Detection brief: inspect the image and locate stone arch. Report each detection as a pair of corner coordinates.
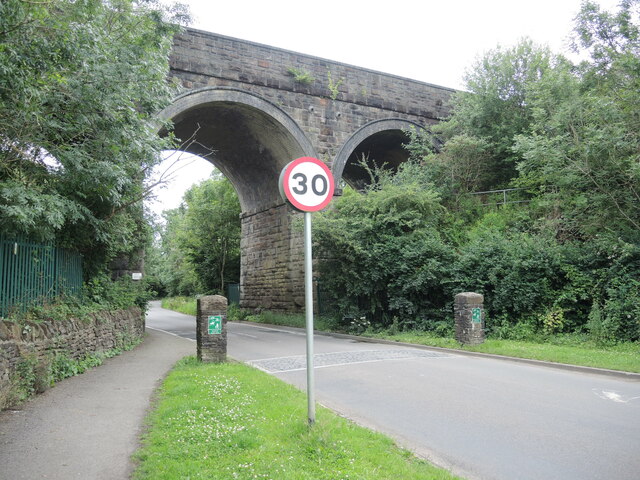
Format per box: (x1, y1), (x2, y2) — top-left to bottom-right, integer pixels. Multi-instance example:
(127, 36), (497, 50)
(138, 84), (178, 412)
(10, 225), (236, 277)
(158, 87), (316, 213)
(157, 87), (316, 311)
(333, 119), (423, 190)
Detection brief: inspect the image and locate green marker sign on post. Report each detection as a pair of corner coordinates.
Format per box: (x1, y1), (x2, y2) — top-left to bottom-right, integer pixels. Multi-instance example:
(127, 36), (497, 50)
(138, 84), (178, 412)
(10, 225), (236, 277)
(208, 315), (222, 334)
(472, 308), (482, 324)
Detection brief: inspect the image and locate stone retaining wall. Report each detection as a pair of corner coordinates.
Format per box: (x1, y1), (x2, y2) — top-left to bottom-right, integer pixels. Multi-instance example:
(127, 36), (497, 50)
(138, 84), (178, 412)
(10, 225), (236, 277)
(0, 308), (144, 409)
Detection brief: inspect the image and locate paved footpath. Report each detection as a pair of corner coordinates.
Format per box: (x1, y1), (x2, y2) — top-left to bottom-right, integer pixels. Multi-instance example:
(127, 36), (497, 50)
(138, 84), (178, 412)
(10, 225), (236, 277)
(0, 328), (194, 480)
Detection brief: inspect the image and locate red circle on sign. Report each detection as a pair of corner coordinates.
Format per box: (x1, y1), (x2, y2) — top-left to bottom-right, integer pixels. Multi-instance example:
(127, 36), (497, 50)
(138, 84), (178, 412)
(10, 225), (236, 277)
(280, 157), (335, 212)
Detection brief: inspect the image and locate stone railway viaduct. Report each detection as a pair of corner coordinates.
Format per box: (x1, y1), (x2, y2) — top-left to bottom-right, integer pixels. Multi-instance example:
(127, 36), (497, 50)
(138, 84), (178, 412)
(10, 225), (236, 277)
(160, 27), (455, 311)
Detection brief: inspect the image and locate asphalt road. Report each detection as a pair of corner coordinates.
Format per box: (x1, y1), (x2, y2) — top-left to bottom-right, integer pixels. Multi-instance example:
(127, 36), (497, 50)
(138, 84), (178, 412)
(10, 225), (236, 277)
(146, 302), (640, 480)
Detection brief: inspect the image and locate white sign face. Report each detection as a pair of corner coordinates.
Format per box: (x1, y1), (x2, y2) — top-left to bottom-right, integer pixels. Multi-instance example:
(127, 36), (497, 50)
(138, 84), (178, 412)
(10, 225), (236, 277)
(131, 272), (143, 281)
(279, 157), (335, 212)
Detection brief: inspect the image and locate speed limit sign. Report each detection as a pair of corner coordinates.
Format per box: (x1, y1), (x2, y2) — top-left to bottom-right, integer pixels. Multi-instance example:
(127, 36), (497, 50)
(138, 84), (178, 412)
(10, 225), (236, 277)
(279, 157), (335, 212)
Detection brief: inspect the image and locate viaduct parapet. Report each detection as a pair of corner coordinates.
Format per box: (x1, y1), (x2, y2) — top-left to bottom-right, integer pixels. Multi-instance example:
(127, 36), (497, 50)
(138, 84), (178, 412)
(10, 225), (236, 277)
(161, 27), (455, 311)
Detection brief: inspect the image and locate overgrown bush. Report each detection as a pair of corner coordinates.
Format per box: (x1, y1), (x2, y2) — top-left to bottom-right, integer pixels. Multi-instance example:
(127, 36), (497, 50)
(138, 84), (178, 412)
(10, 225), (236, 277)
(5, 273), (153, 327)
(51, 352), (103, 382)
(454, 230), (565, 328)
(315, 176), (454, 328)
(84, 273), (154, 312)
(558, 237), (640, 344)
(583, 240), (640, 344)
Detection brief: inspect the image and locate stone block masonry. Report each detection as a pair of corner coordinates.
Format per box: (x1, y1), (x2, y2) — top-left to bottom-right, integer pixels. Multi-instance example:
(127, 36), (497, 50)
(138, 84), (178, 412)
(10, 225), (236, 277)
(170, 28), (454, 160)
(240, 205), (305, 312)
(0, 308), (144, 410)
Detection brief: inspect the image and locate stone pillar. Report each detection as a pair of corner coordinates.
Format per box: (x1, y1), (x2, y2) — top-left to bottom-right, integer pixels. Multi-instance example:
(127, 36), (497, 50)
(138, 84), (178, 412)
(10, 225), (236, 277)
(454, 292), (485, 345)
(196, 295), (227, 363)
(240, 205), (305, 312)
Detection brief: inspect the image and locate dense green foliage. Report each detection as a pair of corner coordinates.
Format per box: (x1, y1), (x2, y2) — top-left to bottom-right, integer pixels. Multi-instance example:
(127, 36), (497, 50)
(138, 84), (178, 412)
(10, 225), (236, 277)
(6, 273), (154, 325)
(315, 163), (454, 329)
(147, 173), (242, 296)
(315, 1), (640, 344)
(0, 0), (187, 282)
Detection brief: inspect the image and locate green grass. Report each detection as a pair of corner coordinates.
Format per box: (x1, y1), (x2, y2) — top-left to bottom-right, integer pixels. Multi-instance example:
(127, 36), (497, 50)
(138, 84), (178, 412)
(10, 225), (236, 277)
(133, 358), (460, 480)
(161, 296), (198, 316)
(365, 331), (640, 373)
(467, 338), (640, 372)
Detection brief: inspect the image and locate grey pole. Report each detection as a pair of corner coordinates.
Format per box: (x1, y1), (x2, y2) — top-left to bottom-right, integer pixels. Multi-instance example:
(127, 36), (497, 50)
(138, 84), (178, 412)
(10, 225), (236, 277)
(304, 211), (315, 425)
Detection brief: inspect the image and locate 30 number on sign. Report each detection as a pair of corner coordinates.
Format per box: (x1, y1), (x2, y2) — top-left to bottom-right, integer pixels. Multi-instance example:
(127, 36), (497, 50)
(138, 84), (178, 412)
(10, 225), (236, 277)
(290, 172), (329, 197)
(279, 157), (335, 212)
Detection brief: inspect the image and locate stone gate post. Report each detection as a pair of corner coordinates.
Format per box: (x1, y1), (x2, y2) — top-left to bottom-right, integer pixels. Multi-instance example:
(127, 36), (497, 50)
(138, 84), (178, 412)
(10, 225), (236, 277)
(454, 292), (485, 345)
(196, 295), (227, 363)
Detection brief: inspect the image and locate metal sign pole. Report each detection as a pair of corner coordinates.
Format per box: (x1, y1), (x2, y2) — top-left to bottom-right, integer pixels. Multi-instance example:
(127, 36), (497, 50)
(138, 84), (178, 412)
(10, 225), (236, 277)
(279, 157), (334, 427)
(304, 211), (315, 425)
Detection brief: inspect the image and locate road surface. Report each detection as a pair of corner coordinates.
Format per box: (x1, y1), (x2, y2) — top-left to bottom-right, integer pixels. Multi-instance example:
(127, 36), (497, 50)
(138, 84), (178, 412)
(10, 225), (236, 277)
(147, 302), (640, 480)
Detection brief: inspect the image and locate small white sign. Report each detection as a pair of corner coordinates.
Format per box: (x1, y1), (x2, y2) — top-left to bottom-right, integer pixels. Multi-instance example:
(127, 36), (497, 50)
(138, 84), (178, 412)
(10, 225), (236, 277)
(131, 272), (143, 281)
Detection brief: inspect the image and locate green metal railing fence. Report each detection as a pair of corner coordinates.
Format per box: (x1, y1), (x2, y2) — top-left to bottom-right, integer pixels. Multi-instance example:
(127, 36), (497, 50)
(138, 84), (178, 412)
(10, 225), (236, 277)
(226, 283), (240, 305)
(0, 236), (83, 317)
(469, 188), (531, 206)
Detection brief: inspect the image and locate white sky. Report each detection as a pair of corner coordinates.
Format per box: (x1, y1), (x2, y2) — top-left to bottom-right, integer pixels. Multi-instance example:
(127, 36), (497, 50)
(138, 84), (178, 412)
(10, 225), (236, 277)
(147, 0), (622, 218)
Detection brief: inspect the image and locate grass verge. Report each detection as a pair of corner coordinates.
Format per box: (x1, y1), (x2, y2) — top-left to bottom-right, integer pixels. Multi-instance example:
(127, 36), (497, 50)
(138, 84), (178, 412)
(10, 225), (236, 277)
(363, 331), (640, 373)
(133, 358), (460, 480)
(161, 296), (197, 316)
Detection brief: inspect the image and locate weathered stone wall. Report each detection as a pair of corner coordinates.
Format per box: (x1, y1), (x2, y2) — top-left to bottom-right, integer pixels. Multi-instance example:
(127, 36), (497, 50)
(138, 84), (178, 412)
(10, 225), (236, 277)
(240, 205), (305, 311)
(0, 308), (145, 408)
(170, 28), (454, 160)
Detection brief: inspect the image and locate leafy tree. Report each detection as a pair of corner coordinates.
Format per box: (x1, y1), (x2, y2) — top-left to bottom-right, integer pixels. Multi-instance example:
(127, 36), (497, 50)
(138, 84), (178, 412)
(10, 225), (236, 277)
(153, 173), (242, 296)
(324, 1), (640, 343)
(433, 39), (564, 189)
(409, 132), (493, 205)
(179, 175), (241, 295)
(514, 0), (640, 241)
(152, 207), (204, 297)
(0, 0), (189, 278)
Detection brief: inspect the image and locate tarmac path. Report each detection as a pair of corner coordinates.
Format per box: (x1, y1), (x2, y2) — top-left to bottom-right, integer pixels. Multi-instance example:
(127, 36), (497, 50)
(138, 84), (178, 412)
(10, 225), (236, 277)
(0, 324), (194, 480)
